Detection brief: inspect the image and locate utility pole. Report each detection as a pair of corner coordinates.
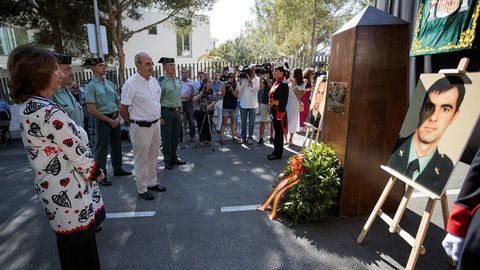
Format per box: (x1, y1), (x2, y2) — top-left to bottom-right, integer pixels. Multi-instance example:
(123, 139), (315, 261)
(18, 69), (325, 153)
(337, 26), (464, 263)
(310, 0), (317, 64)
(93, 0), (103, 58)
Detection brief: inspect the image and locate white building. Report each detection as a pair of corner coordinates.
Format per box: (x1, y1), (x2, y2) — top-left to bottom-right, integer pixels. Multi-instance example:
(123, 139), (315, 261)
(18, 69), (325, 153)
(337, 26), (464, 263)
(0, 9), (215, 70)
(122, 9), (214, 67)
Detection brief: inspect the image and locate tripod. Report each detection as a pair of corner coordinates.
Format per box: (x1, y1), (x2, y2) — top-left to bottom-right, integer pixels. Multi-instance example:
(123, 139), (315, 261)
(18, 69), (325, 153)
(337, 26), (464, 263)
(195, 110), (223, 152)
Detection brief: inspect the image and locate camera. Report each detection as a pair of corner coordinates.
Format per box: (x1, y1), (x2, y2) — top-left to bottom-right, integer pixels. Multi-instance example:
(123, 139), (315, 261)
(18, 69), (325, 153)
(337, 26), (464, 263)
(225, 81), (233, 91)
(239, 65), (250, 79)
(255, 63), (272, 76)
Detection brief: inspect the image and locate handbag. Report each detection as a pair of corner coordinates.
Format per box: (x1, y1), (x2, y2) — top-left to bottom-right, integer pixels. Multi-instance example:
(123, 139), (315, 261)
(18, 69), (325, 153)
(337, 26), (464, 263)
(298, 98), (304, 112)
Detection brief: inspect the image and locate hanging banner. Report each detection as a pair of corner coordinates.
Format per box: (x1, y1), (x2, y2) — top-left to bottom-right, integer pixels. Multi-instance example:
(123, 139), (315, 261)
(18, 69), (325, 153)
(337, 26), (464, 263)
(410, 0), (480, 56)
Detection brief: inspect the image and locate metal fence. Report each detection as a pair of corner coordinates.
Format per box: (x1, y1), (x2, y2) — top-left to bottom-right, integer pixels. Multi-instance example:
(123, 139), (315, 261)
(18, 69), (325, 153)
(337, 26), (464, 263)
(0, 55), (329, 101)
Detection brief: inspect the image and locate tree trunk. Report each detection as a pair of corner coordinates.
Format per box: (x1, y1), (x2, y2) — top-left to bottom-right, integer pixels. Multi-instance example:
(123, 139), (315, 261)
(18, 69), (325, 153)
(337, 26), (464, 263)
(50, 20), (64, 53)
(42, 0), (64, 53)
(105, 0), (126, 89)
(116, 4), (126, 87)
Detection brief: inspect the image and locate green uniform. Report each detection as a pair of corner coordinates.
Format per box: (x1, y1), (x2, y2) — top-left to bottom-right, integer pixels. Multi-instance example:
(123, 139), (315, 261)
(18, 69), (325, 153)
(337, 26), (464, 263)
(53, 88), (84, 127)
(85, 77), (123, 176)
(159, 75), (182, 164)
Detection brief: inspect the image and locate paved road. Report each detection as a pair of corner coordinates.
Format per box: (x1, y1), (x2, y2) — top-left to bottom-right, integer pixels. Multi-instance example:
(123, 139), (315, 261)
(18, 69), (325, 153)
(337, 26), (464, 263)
(0, 131), (469, 270)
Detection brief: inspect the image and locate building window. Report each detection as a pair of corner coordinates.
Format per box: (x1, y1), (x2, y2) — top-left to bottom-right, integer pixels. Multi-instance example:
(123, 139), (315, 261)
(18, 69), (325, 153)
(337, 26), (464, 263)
(176, 32), (191, 57)
(0, 26), (29, 55)
(148, 26), (157, 35)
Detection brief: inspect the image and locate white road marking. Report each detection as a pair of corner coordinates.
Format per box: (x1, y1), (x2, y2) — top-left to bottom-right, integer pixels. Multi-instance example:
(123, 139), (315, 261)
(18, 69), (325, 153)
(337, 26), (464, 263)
(221, 204), (259, 212)
(411, 189), (461, 198)
(106, 211), (156, 219)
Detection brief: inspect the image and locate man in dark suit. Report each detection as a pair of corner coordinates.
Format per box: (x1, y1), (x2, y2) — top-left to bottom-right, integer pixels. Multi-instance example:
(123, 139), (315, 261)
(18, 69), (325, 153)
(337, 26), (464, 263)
(388, 76), (465, 195)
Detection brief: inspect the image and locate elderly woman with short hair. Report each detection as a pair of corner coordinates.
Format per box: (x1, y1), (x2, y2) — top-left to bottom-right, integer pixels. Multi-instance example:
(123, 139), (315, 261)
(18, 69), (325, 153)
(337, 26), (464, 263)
(7, 44), (105, 270)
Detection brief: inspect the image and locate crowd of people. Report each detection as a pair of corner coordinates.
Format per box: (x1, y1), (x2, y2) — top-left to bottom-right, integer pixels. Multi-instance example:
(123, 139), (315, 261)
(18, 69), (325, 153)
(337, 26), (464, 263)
(6, 44), (329, 269)
(177, 61), (324, 153)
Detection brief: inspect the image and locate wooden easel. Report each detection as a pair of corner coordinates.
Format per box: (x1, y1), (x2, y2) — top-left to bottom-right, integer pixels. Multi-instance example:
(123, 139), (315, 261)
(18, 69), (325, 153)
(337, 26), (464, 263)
(357, 58), (470, 270)
(357, 166), (451, 270)
(302, 122), (321, 149)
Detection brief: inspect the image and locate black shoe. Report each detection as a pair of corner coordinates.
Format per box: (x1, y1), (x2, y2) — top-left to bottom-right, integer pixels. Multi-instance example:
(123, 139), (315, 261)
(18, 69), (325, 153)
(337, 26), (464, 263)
(113, 169), (132, 176)
(99, 178), (112, 186)
(267, 154), (282, 160)
(147, 184), (167, 192)
(172, 159), (187, 165)
(138, 191), (155, 200)
(257, 138), (264, 146)
(165, 162), (173, 170)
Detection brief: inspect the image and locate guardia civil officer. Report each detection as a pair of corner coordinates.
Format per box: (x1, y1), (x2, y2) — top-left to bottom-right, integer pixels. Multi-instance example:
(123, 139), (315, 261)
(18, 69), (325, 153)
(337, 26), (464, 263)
(85, 57), (131, 186)
(158, 57), (186, 170)
(52, 53), (84, 127)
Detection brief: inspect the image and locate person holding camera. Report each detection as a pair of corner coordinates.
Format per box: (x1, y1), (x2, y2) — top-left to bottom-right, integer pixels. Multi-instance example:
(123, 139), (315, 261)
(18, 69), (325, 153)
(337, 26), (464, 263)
(238, 64), (260, 144)
(120, 52), (165, 200)
(193, 78), (216, 143)
(220, 71), (239, 142)
(268, 61), (289, 160)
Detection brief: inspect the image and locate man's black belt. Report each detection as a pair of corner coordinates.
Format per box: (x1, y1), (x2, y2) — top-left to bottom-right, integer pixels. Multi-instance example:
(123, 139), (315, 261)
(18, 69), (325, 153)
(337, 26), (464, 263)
(130, 119), (159, 127)
(162, 107), (181, 112)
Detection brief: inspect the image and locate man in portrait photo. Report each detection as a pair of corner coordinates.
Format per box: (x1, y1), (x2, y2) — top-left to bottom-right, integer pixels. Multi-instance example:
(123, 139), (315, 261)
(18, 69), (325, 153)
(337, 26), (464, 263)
(388, 76), (465, 195)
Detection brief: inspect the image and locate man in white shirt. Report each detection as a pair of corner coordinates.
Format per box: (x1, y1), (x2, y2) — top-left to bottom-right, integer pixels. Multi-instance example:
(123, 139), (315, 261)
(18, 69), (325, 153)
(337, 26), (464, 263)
(238, 64), (260, 144)
(119, 52), (165, 200)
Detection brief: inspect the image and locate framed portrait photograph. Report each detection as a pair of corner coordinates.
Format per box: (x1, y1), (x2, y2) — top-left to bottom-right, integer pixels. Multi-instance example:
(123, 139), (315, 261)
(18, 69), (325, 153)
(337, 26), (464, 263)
(306, 76), (328, 128)
(387, 73), (480, 196)
(326, 82), (348, 114)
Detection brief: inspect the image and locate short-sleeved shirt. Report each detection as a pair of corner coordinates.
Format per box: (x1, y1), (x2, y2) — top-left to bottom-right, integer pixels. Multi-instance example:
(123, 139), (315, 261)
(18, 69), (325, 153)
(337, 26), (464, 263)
(0, 99), (10, 112)
(193, 79), (203, 92)
(159, 75), (182, 108)
(180, 79), (195, 102)
(52, 88), (84, 127)
(211, 80), (224, 101)
(85, 77), (119, 114)
(121, 73), (161, 121)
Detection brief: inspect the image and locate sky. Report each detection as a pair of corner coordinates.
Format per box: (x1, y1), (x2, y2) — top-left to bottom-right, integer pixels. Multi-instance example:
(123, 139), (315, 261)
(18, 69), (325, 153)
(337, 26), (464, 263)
(203, 0), (256, 44)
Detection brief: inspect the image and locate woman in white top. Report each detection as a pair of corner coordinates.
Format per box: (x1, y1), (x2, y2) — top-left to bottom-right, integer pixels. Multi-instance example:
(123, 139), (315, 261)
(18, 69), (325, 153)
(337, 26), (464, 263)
(285, 68), (306, 144)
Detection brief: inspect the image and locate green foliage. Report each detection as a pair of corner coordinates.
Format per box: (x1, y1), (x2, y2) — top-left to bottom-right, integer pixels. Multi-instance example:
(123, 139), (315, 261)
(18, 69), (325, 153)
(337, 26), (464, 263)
(0, 0), (96, 56)
(279, 143), (342, 224)
(209, 0), (375, 61)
